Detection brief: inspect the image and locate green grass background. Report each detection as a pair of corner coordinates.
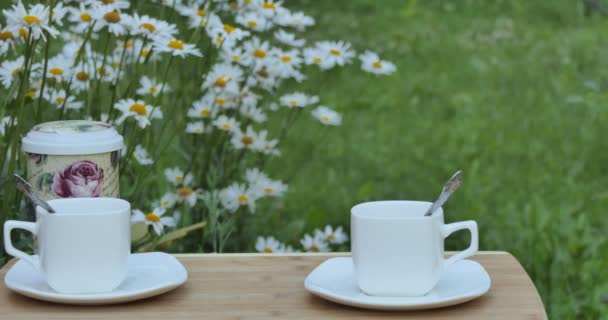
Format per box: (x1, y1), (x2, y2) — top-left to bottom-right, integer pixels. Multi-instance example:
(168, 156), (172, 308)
(257, 0), (608, 318)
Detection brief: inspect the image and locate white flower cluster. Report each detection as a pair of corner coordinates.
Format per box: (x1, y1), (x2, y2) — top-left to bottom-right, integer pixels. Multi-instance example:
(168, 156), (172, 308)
(256, 225), (348, 253)
(0, 0), (395, 250)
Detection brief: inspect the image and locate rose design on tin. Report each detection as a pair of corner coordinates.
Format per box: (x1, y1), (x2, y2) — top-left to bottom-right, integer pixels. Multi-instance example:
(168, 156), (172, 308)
(52, 160), (104, 198)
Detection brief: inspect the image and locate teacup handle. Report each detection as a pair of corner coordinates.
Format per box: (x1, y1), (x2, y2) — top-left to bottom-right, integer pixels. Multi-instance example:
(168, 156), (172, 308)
(4, 220), (41, 271)
(441, 221), (478, 269)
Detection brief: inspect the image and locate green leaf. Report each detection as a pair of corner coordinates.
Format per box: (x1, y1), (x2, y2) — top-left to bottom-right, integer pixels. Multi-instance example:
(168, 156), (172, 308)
(138, 221), (207, 252)
(131, 222), (148, 242)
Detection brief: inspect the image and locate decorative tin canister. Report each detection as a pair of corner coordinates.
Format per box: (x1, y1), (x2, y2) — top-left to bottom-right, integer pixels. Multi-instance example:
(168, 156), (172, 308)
(21, 120), (124, 201)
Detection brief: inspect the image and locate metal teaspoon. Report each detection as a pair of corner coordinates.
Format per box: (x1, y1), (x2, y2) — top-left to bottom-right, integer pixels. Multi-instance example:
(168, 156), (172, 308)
(14, 174), (56, 213)
(423, 171), (463, 217)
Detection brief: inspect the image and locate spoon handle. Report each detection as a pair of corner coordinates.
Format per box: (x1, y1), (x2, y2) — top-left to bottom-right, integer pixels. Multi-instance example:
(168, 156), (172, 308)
(13, 174), (56, 213)
(424, 171), (463, 216)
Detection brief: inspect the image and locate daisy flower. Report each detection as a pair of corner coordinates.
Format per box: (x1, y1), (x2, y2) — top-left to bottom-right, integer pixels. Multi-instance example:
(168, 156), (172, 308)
(279, 92), (319, 108)
(136, 76), (170, 97)
(96, 0), (131, 10)
(114, 98), (162, 128)
(243, 37), (271, 63)
(245, 168), (270, 185)
(133, 144), (153, 165)
(131, 14), (177, 38)
(131, 207), (176, 236)
(67, 3), (96, 33)
(274, 29), (305, 47)
(187, 97), (218, 119)
(303, 47), (327, 68)
(275, 11), (315, 31)
(312, 106), (342, 126)
(359, 51), (397, 75)
(201, 63), (243, 94)
(269, 48), (304, 81)
(236, 11), (270, 32)
(220, 182), (258, 213)
(300, 233), (329, 252)
(0, 25), (16, 56)
(253, 178), (287, 198)
(50, 2), (69, 26)
(0, 57), (24, 88)
(92, 5), (131, 36)
(220, 46), (252, 66)
(70, 62), (93, 93)
(158, 192), (177, 209)
(2, 2), (59, 41)
(231, 126), (260, 150)
(176, 2), (212, 29)
(213, 115), (240, 132)
(175, 185), (198, 207)
(315, 226), (348, 245)
(153, 37), (202, 58)
(46, 89), (82, 110)
(186, 121), (205, 134)
(315, 41), (356, 68)
(253, 130), (280, 156)
(164, 167), (193, 186)
(255, 236), (282, 253)
(34, 54), (72, 83)
(253, 0), (283, 18)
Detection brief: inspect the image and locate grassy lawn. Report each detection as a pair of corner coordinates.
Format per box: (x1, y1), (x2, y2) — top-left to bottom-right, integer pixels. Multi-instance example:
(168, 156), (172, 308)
(257, 0), (608, 318)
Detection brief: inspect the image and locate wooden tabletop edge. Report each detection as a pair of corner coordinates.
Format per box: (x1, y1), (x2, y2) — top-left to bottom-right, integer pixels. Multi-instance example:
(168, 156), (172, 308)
(171, 251), (511, 257)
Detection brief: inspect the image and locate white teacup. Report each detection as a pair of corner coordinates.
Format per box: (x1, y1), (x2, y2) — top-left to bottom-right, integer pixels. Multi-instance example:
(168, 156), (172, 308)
(3, 198), (131, 294)
(351, 201), (478, 297)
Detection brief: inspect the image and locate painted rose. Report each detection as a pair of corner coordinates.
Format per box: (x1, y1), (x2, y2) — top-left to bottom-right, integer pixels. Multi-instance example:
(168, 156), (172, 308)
(52, 160), (104, 197)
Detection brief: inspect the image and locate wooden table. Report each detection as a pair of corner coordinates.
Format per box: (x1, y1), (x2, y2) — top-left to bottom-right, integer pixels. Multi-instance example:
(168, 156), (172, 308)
(0, 252), (547, 319)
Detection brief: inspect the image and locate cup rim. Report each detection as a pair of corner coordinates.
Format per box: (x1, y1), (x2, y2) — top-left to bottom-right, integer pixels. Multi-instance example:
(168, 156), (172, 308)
(351, 200), (443, 220)
(37, 197), (130, 216)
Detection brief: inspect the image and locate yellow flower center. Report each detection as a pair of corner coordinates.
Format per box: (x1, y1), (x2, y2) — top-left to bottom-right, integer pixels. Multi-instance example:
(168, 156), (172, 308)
(76, 71), (89, 81)
(330, 49), (341, 56)
(145, 213), (161, 222)
(129, 103), (147, 115)
(177, 187), (193, 197)
(161, 200), (169, 206)
(167, 39), (184, 50)
(200, 109), (211, 117)
(103, 11), (121, 23)
(123, 40), (133, 48)
(321, 116), (330, 123)
(197, 9), (206, 17)
(96, 66), (110, 76)
(289, 100), (298, 107)
(214, 76), (228, 88)
(247, 20), (257, 27)
(55, 97), (65, 104)
(263, 247), (273, 253)
(141, 49), (150, 57)
(215, 98), (226, 105)
(327, 234), (336, 241)
(263, 187), (273, 193)
(263, 2), (275, 9)
(194, 127), (203, 133)
(112, 62), (120, 68)
(223, 24), (236, 33)
(215, 37), (224, 45)
(80, 13), (92, 22)
(313, 57), (322, 64)
(281, 56), (292, 63)
(372, 60), (382, 69)
(100, 0), (116, 3)
(237, 194), (249, 204)
(23, 15), (41, 25)
(231, 55), (240, 61)
(18, 28), (28, 38)
(0, 31), (13, 41)
(241, 136), (254, 145)
(221, 123), (232, 130)
(26, 90), (36, 98)
(253, 49), (266, 58)
(150, 86), (159, 94)
(49, 67), (63, 76)
(11, 67), (21, 76)
(140, 23), (156, 33)
(309, 245), (320, 252)
(175, 175), (185, 183)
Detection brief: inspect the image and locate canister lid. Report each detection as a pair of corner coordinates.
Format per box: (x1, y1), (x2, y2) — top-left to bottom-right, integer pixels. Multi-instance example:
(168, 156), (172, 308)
(22, 120), (124, 155)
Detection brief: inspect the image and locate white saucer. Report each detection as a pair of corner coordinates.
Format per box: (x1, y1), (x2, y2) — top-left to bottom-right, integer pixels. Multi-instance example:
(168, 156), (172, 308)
(4, 252), (187, 305)
(304, 257), (491, 310)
